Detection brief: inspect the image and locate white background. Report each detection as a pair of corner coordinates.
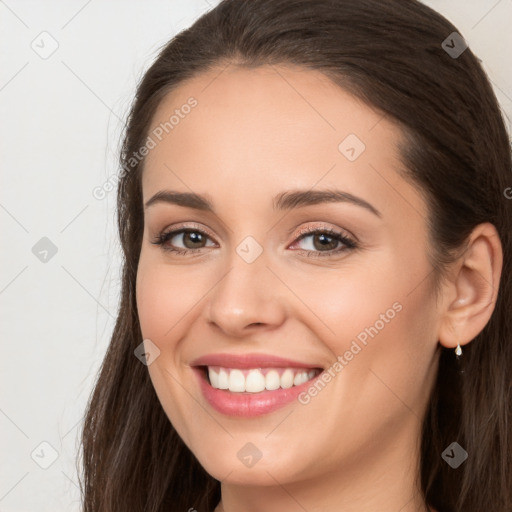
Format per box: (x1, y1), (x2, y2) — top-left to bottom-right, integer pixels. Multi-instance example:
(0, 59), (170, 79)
(1, 1), (511, 510)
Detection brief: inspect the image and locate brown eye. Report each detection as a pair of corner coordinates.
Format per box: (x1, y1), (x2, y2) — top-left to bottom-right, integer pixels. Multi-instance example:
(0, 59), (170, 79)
(152, 228), (217, 254)
(180, 230), (207, 249)
(311, 233), (339, 251)
(289, 227), (357, 258)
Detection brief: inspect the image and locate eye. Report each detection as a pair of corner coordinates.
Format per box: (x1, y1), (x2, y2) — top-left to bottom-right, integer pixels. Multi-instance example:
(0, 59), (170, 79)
(151, 224), (357, 258)
(289, 227), (357, 257)
(151, 227), (217, 254)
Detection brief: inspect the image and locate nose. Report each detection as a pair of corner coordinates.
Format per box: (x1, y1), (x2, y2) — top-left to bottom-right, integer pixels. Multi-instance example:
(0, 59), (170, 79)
(204, 249), (287, 338)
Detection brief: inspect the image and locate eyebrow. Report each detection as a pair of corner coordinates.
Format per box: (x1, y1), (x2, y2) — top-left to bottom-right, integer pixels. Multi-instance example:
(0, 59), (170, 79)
(273, 189), (381, 217)
(144, 189), (381, 217)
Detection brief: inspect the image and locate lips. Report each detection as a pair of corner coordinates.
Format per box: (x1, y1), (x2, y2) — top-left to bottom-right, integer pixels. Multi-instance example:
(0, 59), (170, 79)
(190, 353), (323, 417)
(190, 352), (322, 369)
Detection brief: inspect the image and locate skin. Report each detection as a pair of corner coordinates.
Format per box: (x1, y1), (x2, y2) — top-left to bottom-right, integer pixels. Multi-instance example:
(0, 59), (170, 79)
(135, 64), (502, 512)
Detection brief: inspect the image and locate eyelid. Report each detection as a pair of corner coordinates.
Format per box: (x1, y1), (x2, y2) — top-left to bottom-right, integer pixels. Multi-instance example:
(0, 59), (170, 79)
(290, 222), (357, 243)
(157, 221), (354, 242)
(158, 221), (218, 243)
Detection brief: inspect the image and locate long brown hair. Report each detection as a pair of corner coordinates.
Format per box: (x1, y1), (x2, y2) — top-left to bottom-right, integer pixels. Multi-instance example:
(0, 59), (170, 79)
(79, 1), (512, 510)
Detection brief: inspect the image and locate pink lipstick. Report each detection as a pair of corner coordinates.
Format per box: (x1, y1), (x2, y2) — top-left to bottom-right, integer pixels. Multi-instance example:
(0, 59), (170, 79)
(191, 353), (323, 417)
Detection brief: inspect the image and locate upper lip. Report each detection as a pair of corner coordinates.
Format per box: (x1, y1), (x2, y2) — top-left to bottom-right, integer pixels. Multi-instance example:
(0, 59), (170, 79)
(190, 353), (323, 369)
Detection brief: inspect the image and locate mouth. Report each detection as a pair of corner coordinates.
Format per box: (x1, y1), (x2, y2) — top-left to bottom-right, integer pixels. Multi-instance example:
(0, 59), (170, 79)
(190, 353), (324, 417)
(200, 365), (322, 393)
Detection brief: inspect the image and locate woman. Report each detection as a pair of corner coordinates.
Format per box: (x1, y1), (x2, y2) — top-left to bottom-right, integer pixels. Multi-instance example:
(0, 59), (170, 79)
(79, 1), (512, 510)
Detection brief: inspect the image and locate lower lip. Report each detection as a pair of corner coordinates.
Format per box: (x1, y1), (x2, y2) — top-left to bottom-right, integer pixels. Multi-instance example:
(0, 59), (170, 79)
(193, 367), (321, 417)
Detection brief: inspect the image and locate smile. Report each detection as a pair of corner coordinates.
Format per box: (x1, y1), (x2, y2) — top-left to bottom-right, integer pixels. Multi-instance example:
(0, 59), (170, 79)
(207, 366), (320, 393)
(191, 353), (323, 417)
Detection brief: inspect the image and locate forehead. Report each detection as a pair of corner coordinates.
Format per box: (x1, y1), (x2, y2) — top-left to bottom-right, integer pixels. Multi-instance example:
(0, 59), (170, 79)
(141, 63), (424, 220)
(145, 63), (399, 162)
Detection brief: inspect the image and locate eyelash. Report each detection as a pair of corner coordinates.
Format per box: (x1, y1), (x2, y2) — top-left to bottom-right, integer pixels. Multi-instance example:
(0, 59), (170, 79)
(150, 224), (357, 258)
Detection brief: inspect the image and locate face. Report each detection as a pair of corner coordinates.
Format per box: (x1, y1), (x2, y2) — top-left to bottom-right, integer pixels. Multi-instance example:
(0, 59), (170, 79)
(136, 64), (441, 487)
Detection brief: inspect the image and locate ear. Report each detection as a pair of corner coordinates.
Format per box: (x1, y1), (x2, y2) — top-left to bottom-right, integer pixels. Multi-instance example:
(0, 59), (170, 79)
(438, 222), (503, 350)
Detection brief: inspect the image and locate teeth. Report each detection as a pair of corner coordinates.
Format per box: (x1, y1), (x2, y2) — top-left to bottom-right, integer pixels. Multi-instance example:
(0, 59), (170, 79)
(280, 369), (294, 389)
(218, 368), (229, 389)
(228, 369), (245, 392)
(207, 366), (320, 393)
(208, 367), (219, 388)
(246, 369), (266, 393)
(265, 370), (280, 391)
(293, 371), (309, 386)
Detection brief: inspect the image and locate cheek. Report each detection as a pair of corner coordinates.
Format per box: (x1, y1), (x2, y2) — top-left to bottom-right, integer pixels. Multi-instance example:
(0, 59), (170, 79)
(281, 252), (422, 351)
(343, 248), (433, 345)
(321, 265), (439, 428)
(283, 252), (438, 417)
(136, 257), (204, 340)
(135, 255), (218, 447)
